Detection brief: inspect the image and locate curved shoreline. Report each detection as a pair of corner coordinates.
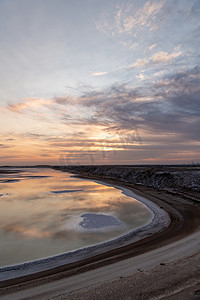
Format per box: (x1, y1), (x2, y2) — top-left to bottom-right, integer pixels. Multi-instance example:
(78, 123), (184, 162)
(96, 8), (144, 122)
(0, 171), (199, 296)
(0, 178), (170, 283)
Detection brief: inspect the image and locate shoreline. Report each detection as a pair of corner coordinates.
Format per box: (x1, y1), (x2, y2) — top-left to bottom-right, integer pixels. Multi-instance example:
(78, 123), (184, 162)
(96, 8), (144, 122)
(0, 169), (200, 299)
(0, 174), (170, 283)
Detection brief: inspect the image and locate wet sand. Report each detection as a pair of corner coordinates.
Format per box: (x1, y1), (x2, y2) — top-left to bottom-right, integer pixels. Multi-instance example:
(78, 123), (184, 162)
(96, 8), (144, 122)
(0, 173), (200, 299)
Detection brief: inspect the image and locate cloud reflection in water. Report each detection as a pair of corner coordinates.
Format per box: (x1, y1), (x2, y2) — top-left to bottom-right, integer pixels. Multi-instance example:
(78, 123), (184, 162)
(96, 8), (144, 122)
(0, 168), (152, 266)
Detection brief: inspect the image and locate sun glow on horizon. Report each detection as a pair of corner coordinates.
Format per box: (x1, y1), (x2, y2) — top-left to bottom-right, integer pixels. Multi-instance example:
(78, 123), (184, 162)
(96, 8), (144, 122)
(0, 0), (200, 165)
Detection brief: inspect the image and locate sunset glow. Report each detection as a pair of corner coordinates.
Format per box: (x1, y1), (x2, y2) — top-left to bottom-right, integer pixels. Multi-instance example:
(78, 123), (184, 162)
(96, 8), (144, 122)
(0, 0), (200, 165)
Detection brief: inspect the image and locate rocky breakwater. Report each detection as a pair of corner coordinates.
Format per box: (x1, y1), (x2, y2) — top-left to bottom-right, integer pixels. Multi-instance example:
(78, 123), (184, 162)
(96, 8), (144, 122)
(53, 165), (200, 199)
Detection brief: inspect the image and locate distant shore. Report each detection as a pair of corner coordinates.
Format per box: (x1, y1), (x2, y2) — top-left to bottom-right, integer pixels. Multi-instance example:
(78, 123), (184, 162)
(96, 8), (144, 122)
(0, 165), (200, 299)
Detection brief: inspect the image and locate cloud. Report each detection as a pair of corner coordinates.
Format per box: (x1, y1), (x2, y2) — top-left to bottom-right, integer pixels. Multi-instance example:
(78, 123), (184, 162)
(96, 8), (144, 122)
(147, 43), (157, 51)
(7, 98), (52, 113)
(96, 0), (167, 36)
(136, 73), (145, 80)
(4, 223), (51, 239)
(132, 58), (148, 68)
(150, 50), (182, 63)
(131, 48), (182, 68)
(4, 65), (200, 164)
(123, 0), (166, 33)
(7, 65), (199, 143)
(153, 65), (200, 95)
(92, 72), (108, 77)
(75, 65), (200, 142)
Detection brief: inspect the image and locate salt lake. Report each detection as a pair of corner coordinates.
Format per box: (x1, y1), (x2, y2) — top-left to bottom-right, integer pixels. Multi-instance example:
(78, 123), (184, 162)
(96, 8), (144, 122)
(0, 167), (153, 267)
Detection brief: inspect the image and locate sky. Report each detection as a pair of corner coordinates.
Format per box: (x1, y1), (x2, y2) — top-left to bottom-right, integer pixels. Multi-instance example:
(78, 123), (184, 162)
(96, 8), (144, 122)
(0, 0), (200, 165)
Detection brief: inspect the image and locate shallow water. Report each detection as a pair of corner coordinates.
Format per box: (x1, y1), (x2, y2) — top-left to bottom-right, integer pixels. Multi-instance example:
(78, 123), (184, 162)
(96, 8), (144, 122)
(0, 168), (152, 267)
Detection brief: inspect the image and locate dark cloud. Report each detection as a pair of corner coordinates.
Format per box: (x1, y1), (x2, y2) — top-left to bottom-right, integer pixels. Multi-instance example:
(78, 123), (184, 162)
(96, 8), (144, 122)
(72, 65), (200, 142)
(51, 66), (200, 146)
(4, 65), (199, 164)
(0, 144), (10, 148)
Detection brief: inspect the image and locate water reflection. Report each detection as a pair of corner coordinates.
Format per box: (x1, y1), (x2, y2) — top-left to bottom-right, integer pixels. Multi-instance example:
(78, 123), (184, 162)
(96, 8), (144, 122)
(0, 168), (152, 267)
(51, 189), (83, 194)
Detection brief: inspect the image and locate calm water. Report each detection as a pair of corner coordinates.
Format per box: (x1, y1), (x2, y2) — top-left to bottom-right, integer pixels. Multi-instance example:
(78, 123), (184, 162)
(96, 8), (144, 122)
(0, 168), (152, 267)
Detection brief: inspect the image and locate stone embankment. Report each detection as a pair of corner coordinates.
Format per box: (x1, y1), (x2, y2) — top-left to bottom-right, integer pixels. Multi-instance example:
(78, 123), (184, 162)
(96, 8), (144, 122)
(53, 165), (200, 195)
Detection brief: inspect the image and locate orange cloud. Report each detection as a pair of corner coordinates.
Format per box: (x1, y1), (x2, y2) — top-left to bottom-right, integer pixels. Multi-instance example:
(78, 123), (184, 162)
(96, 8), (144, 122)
(7, 98), (52, 113)
(4, 224), (51, 239)
(92, 72), (108, 76)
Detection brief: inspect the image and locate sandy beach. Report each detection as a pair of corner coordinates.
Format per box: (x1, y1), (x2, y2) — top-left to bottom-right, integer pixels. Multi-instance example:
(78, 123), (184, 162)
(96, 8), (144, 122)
(0, 168), (200, 299)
